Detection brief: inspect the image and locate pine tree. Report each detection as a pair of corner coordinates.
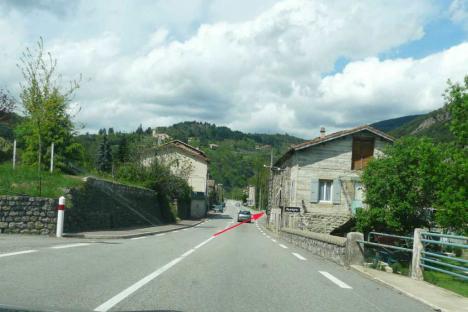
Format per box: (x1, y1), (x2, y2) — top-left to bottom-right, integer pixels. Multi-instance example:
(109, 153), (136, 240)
(136, 124), (143, 135)
(117, 136), (130, 163)
(96, 134), (112, 172)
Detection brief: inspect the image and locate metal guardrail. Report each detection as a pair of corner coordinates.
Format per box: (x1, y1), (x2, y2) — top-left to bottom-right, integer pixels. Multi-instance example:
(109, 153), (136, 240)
(358, 231), (468, 281)
(419, 232), (467, 281)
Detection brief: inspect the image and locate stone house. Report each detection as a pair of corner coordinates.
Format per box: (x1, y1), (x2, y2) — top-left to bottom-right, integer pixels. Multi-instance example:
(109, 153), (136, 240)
(269, 125), (394, 234)
(142, 140), (209, 219)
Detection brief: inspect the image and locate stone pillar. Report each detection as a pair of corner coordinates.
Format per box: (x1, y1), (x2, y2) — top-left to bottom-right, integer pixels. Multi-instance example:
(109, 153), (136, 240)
(345, 232), (364, 266)
(411, 228), (424, 281)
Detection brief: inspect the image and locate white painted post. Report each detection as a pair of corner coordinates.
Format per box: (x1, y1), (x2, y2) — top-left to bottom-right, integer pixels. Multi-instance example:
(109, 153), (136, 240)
(411, 228), (424, 280)
(56, 196), (65, 237)
(50, 142), (54, 173)
(12, 139), (16, 169)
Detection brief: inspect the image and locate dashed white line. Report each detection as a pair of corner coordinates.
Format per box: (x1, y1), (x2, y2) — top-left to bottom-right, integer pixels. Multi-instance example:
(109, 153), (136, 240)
(292, 252), (307, 261)
(182, 228), (189, 231)
(271, 239), (277, 243)
(0, 250), (38, 258)
(51, 243), (91, 249)
(319, 271), (352, 289)
(130, 237), (147, 240)
(94, 236), (215, 312)
(155, 233), (166, 237)
(266, 235), (271, 239)
(173, 230), (180, 233)
(279, 244), (288, 249)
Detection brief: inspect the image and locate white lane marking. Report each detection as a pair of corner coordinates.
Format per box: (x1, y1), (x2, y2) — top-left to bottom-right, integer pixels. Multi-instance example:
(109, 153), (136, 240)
(292, 252), (307, 261)
(319, 271), (352, 289)
(266, 235), (271, 239)
(130, 237), (147, 240)
(194, 236), (214, 249)
(94, 236), (214, 312)
(262, 233), (266, 236)
(182, 228), (189, 231)
(279, 244), (288, 249)
(181, 249), (195, 257)
(0, 250), (38, 258)
(51, 243), (91, 249)
(271, 239), (277, 243)
(155, 233), (166, 237)
(173, 230), (180, 233)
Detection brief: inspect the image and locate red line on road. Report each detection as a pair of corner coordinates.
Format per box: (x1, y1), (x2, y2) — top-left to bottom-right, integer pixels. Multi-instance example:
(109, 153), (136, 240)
(212, 211), (264, 237)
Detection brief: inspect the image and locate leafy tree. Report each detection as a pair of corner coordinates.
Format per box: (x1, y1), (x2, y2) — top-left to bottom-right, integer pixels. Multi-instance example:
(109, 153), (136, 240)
(434, 76), (468, 234)
(15, 38), (83, 171)
(445, 76), (467, 146)
(98, 128), (107, 135)
(434, 146), (467, 234)
(117, 135), (130, 163)
(356, 137), (444, 234)
(108, 127), (114, 135)
(96, 134), (112, 172)
(145, 127), (152, 135)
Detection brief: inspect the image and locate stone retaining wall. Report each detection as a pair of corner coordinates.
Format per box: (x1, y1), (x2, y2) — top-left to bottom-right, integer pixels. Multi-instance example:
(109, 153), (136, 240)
(280, 228), (347, 265)
(64, 177), (174, 233)
(283, 212), (352, 234)
(0, 196), (57, 235)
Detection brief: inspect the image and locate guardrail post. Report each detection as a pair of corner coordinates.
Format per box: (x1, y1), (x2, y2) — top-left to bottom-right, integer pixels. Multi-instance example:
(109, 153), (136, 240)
(56, 196), (65, 238)
(346, 232), (365, 266)
(411, 228), (424, 280)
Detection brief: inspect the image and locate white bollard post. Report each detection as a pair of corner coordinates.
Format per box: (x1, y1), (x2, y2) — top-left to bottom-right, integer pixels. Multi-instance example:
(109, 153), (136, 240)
(56, 196), (65, 237)
(411, 228), (424, 280)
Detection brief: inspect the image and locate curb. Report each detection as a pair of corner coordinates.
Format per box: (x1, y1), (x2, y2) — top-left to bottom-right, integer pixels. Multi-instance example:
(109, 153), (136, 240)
(62, 219), (206, 239)
(350, 265), (446, 312)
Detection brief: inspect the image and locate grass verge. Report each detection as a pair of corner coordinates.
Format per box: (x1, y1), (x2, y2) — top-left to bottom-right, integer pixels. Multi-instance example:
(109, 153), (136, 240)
(423, 270), (468, 297)
(0, 162), (83, 198)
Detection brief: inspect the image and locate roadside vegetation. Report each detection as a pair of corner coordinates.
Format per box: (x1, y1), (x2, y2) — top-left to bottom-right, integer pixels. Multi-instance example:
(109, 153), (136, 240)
(356, 76), (467, 236)
(0, 163), (82, 198)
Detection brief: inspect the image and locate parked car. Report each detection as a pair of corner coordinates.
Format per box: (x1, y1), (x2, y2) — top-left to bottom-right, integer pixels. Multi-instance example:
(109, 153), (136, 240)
(212, 204), (224, 213)
(237, 210), (251, 222)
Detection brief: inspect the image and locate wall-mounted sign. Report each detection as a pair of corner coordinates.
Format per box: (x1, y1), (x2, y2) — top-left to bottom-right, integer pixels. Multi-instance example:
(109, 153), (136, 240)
(284, 207), (300, 213)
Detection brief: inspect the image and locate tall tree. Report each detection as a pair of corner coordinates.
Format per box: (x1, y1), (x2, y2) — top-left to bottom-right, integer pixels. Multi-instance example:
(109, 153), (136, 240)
(96, 134), (112, 172)
(117, 135), (130, 163)
(0, 89), (15, 121)
(135, 124), (143, 135)
(15, 38), (83, 170)
(435, 76), (468, 234)
(445, 76), (468, 146)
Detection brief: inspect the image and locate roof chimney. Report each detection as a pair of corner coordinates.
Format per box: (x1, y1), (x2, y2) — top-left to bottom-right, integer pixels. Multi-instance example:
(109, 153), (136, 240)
(320, 127), (326, 138)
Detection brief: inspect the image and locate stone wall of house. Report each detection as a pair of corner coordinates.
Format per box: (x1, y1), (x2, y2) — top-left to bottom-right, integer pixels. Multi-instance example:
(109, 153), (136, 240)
(282, 212), (352, 234)
(0, 196), (57, 235)
(279, 228), (347, 265)
(64, 177), (174, 233)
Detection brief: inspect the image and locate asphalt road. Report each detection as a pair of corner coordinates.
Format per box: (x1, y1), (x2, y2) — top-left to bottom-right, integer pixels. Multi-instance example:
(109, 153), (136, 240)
(0, 202), (433, 312)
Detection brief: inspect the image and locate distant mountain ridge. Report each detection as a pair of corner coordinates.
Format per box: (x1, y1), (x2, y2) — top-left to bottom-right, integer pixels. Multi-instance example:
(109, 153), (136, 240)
(371, 105), (453, 142)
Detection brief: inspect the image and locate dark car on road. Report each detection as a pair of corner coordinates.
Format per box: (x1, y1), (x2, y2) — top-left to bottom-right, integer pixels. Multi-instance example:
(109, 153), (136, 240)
(237, 210), (251, 222)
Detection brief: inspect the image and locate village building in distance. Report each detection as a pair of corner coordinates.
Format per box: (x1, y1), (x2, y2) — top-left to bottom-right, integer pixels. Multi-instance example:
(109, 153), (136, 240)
(268, 125), (394, 234)
(142, 140), (209, 219)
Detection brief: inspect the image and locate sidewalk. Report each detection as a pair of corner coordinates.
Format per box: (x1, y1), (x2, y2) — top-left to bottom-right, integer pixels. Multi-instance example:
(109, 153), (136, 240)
(351, 265), (468, 312)
(63, 219), (204, 239)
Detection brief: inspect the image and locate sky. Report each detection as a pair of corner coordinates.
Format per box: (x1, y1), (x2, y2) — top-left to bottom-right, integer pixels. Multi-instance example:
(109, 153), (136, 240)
(0, 0), (467, 139)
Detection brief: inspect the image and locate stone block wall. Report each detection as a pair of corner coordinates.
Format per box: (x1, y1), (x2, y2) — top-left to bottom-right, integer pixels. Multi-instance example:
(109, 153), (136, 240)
(283, 212), (352, 234)
(280, 228), (347, 265)
(64, 177), (174, 233)
(0, 196), (57, 235)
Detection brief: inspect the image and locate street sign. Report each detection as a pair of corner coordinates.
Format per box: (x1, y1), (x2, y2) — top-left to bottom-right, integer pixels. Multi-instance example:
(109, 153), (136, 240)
(284, 207), (300, 213)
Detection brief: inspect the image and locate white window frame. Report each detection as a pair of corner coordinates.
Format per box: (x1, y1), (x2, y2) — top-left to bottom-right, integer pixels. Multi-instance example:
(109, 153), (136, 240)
(319, 179), (333, 202)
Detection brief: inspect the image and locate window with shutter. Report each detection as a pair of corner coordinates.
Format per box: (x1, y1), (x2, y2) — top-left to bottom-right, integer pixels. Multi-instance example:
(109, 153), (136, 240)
(352, 137), (375, 170)
(310, 178), (319, 203)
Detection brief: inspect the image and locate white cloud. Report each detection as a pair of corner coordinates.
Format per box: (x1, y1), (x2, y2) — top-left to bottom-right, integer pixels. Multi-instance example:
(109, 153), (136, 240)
(449, 0), (468, 30)
(1, 0), (466, 138)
